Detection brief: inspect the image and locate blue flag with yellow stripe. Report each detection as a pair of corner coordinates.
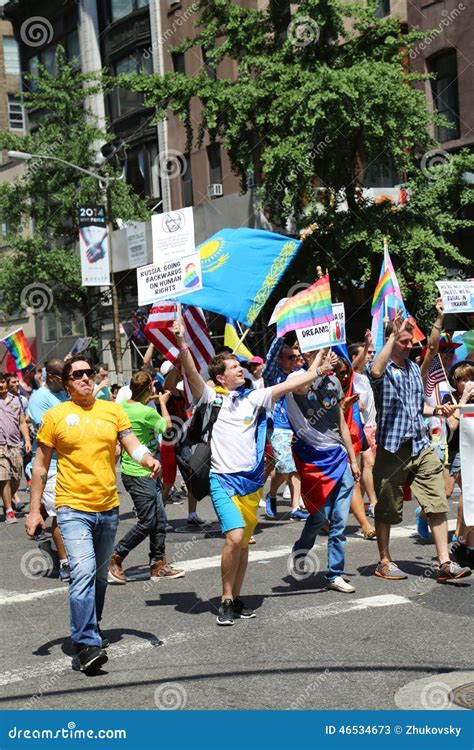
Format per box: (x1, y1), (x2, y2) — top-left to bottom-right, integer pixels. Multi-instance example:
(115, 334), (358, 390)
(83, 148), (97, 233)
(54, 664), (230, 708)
(174, 228), (301, 325)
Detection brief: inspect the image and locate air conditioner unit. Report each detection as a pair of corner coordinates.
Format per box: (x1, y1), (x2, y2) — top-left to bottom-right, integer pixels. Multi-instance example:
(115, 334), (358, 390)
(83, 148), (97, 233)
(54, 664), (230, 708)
(207, 183), (223, 198)
(247, 173), (257, 188)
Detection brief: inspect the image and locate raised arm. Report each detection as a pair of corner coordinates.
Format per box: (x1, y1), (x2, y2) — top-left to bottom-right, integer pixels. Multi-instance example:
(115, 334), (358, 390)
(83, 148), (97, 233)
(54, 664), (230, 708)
(370, 311), (406, 378)
(171, 321), (206, 402)
(420, 298), (444, 381)
(352, 329), (372, 374)
(25, 442), (53, 537)
(270, 348), (333, 402)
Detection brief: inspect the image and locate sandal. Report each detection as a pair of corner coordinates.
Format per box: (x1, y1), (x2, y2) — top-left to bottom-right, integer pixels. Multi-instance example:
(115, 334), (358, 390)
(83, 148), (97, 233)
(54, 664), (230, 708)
(248, 536), (256, 545)
(362, 527), (377, 540)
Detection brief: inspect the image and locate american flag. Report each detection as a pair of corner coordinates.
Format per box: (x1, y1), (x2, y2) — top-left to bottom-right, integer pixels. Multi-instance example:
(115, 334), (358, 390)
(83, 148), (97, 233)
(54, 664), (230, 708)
(425, 354), (446, 397)
(144, 302), (215, 403)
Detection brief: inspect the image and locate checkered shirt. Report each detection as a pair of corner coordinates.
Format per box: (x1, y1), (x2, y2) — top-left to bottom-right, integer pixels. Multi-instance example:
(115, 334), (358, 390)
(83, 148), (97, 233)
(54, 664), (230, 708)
(369, 358), (429, 455)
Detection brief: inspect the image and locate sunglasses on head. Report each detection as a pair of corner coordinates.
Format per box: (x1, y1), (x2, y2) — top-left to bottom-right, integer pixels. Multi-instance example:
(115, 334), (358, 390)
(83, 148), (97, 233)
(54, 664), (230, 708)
(69, 368), (94, 381)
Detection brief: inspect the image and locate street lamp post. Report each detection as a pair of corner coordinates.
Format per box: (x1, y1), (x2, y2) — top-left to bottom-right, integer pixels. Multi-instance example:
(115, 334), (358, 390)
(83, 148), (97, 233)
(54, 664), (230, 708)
(8, 150), (123, 378)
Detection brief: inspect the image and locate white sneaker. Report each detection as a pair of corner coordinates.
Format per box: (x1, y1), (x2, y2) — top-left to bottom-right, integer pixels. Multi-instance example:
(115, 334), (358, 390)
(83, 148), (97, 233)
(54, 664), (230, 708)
(326, 576), (355, 593)
(282, 486), (291, 500)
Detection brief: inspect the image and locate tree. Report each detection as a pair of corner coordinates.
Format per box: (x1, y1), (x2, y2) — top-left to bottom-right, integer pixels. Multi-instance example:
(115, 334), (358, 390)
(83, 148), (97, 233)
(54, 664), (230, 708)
(0, 48), (150, 326)
(124, 0), (473, 324)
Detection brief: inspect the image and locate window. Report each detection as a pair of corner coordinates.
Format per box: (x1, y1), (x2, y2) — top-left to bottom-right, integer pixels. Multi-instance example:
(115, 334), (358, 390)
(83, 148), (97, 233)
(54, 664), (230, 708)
(172, 52), (185, 74)
(181, 155), (193, 207)
(66, 30), (80, 67)
(110, 0), (149, 22)
(8, 94), (25, 131)
(428, 50), (461, 142)
(207, 144), (222, 185)
(375, 0), (390, 17)
(126, 141), (162, 199)
(202, 48), (217, 80)
(3, 38), (21, 75)
(42, 47), (57, 77)
(43, 311), (85, 342)
(111, 51), (151, 119)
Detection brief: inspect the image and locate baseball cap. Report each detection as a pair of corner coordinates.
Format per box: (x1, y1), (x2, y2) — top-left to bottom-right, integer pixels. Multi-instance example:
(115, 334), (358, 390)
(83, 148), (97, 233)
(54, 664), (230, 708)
(249, 356), (264, 365)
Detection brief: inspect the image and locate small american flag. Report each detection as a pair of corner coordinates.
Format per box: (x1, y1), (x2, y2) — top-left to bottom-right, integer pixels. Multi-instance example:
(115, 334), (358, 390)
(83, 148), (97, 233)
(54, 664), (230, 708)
(425, 354), (446, 397)
(144, 302), (215, 403)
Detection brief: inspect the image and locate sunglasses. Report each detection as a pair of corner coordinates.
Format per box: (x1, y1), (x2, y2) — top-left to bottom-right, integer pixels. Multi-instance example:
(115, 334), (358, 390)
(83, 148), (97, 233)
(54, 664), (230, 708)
(284, 354), (298, 360)
(68, 368), (94, 381)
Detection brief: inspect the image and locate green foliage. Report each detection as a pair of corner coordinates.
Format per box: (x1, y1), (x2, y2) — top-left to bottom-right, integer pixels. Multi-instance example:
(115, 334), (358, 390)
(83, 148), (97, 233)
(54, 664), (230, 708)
(0, 48), (150, 317)
(123, 0), (472, 326)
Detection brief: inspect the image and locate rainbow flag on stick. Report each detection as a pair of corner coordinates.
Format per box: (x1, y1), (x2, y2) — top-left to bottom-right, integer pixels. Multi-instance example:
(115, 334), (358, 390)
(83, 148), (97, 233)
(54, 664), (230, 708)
(274, 274), (333, 338)
(371, 268), (396, 316)
(0, 328), (32, 370)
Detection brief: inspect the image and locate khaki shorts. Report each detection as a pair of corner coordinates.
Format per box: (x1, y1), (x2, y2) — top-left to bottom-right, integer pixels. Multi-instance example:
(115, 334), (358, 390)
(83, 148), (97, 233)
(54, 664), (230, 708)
(374, 444), (448, 525)
(0, 445), (22, 482)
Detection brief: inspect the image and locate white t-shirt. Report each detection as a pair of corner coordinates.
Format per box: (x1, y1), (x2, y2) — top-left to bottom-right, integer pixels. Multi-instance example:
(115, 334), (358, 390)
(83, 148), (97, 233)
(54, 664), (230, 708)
(197, 384), (273, 474)
(115, 385), (131, 404)
(353, 372), (377, 426)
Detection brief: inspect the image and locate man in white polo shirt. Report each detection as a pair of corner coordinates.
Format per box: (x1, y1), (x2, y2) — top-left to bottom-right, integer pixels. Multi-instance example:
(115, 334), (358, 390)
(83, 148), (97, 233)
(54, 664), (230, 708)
(172, 322), (325, 626)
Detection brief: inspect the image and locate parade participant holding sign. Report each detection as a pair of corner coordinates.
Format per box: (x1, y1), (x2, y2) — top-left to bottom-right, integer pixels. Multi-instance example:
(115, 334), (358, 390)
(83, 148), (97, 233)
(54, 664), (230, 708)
(25, 356), (161, 675)
(369, 314), (471, 582)
(172, 322), (328, 626)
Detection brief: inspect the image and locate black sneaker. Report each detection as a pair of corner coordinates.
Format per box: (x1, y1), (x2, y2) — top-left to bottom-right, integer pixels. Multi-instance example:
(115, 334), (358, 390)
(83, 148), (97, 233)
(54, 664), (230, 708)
(233, 597), (256, 619)
(97, 626), (110, 649)
(72, 645), (108, 674)
(216, 599), (234, 626)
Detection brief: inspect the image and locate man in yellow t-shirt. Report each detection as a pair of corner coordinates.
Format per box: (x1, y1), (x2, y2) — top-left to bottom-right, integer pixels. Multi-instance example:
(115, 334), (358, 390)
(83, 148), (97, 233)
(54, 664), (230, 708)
(24, 357), (160, 676)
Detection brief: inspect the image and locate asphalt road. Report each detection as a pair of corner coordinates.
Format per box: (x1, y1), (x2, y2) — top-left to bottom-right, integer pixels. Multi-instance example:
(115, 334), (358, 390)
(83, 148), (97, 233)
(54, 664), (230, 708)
(0, 480), (472, 711)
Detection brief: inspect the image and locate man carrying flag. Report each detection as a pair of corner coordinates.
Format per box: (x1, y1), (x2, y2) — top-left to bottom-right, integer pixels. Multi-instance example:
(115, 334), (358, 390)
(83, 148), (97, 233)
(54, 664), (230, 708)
(171, 321), (330, 626)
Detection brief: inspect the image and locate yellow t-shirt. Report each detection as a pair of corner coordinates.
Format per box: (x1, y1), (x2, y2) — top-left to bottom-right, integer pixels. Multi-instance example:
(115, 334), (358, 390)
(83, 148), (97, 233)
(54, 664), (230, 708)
(37, 400), (131, 512)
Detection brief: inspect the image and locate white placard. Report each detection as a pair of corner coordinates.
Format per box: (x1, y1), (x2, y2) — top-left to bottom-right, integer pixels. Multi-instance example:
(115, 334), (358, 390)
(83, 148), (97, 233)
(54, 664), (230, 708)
(127, 222), (147, 269)
(435, 280), (474, 314)
(79, 224), (110, 287)
(152, 207), (196, 263)
(460, 405), (474, 526)
(137, 253), (202, 306)
(296, 303), (346, 353)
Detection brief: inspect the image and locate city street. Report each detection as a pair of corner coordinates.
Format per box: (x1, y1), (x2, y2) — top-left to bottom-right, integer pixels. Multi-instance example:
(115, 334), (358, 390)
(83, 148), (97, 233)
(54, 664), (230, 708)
(0, 481), (471, 712)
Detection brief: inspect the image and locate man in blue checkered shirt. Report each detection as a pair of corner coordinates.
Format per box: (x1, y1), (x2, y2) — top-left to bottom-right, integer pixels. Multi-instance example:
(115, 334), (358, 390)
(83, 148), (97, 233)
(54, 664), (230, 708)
(369, 312), (470, 583)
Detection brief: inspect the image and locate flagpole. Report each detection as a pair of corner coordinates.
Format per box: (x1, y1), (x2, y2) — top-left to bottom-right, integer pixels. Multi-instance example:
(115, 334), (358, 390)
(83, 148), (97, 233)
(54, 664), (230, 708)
(437, 354), (455, 404)
(232, 327), (251, 355)
(175, 301), (182, 328)
(383, 236), (389, 333)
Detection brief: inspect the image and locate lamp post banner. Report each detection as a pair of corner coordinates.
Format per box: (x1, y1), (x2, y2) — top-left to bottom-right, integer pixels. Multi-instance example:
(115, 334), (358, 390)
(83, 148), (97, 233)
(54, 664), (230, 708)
(79, 205), (111, 286)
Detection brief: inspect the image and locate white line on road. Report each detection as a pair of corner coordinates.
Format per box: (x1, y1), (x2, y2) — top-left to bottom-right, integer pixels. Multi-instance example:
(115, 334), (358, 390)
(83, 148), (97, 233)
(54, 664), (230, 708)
(288, 594), (412, 621)
(0, 594), (413, 687)
(0, 519), (456, 607)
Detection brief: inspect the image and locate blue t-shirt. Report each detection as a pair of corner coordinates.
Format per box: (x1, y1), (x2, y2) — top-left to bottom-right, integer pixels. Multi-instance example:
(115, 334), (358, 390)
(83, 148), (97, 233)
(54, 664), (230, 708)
(27, 386), (69, 472)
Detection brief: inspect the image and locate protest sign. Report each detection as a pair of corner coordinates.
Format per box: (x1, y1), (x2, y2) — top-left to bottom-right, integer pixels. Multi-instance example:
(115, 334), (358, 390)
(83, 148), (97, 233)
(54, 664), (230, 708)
(435, 280), (474, 314)
(79, 205), (110, 286)
(127, 222), (147, 269)
(296, 303), (346, 353)
(152, 208), (196, 264)
(137, 256), (202, 306)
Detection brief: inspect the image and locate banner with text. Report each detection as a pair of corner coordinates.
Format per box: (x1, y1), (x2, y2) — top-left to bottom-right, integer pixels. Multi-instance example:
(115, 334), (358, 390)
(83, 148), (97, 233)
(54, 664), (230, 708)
(435, 280), (474, 314)
(127, 222), (147, 269)
(138, 207), (202, 304)
(79, 205), (110, 287)
(296, 303), (346, 353)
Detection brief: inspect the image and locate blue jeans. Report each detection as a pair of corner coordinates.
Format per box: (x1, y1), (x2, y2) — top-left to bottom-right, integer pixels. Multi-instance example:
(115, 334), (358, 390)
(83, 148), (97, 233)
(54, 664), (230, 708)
(56, 506), (119, 647)
(115, 475), (167, 564)
(293, 465), (354, 582)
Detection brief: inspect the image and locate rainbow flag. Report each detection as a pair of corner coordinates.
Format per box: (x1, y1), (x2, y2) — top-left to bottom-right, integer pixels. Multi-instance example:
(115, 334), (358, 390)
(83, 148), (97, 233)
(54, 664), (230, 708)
(0, 328), (32, 370)
(371, 268), (396, 315)
(274, 275), (333, 338)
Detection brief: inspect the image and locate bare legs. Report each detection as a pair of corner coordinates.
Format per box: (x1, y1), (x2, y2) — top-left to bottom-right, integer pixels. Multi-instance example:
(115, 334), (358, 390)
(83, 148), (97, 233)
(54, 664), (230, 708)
(221, 527), (246, 601)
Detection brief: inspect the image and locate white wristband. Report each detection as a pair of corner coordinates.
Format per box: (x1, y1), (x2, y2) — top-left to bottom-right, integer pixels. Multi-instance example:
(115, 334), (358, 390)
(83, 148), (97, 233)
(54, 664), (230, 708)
(131, 444), (152, 465)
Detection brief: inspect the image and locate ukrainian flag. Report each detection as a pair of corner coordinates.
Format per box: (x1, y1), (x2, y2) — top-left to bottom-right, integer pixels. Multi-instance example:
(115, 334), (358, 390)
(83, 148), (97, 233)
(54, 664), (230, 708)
(224, 318), (254, 360)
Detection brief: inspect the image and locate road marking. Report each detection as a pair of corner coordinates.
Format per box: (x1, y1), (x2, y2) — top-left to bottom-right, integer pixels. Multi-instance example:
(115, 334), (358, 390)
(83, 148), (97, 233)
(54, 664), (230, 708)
(1, 518), (457, 607)
(0, 594), (412, 687)
(288, 594), (412, 621)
